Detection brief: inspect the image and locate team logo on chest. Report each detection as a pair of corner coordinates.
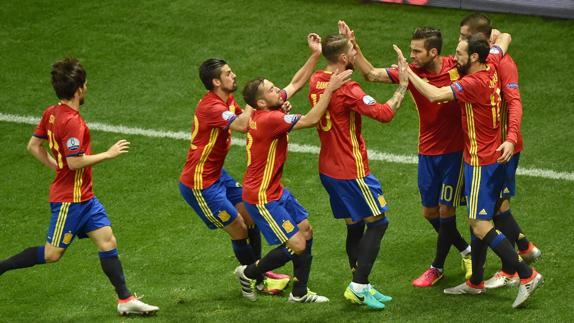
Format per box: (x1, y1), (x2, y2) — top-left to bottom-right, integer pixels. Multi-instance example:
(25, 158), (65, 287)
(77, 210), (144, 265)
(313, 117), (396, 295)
(66, 137), (80, 151)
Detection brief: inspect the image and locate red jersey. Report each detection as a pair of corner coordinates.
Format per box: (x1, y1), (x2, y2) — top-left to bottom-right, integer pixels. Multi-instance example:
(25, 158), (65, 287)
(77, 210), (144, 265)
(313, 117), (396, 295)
(180, 91), (242, 189)
(451, 48), (504, 166)
(242, 109), (301, 205)
(496, 54), (523, 154)
(33, 103), (93, 203)
(309, 70), (395, 180)
(386, 56), (464, 155)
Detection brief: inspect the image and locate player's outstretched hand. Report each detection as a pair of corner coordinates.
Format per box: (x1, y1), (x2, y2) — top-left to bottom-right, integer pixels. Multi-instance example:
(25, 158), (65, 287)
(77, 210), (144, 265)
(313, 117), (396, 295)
(107, 139), (130, 159)
(326, 69), (353, 93)
(308, 33), (322, 55)
(394, 45), (409, 87)
(281, 101), (292, 114)
(338, 20), (357, 47)
(496, 140), (514, 164)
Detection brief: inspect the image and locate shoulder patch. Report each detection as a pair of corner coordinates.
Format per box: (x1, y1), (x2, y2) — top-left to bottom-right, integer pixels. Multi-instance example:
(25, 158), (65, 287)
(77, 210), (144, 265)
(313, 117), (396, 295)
(362, 95), (376, 105)
(506, 82), (519, 89)
(489, 47), (501, 55)
(453, 82), (463, 92)
(66, 137), (80, 151)
(222, 110), (235, 121)
(283, 114), (299, 124)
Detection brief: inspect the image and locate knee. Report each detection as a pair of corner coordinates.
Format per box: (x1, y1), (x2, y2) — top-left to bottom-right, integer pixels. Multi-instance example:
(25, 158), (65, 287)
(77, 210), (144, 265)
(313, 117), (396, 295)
(100, 235), (118, 251)
(439, 205), (455, 217)
(288, 236), (307, 255)
(298, 223), (313, 240)
(226, 216), (248, 240)
(497, 199), (510, 213)
(423, 207), (439, 220)
(44, 249), (64, 263)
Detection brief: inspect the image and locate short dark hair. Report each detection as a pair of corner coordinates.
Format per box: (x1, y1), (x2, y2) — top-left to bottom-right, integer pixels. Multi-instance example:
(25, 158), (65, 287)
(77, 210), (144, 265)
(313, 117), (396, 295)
(199, 58), (227, 90)
(460, 13), (492, 38)
(466, 34), (490, 64)
(322, 34), (350, 64)
(242, 78), (265, 108)
(412, 27), (443, 55)
(51, 58), (86, 100)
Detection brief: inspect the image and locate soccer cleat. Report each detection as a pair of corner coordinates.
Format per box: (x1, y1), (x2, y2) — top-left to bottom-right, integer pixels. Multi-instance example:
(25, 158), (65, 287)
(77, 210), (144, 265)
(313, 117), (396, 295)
(485, 270), (519, 289)
(288, 289), (329, 303)
(512, 270), (543, 308)
(265, 271), (290, 280)
(234, 265), (257, 301)
(369, 285), (392, 302)
(519, 243), (541, 264)
(444, 280), (485, 295)
(344, 284), (385, 309)
(117, 295), (159, 316)
(257, 276), (290, 295)
(412, 267), (443, 288)
(462, 255), (473, 280)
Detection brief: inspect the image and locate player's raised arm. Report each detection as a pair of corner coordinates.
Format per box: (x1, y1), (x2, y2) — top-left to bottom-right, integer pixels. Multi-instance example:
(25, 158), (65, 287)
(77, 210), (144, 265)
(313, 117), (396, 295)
(66, 139), (130, 170)
(338, 20), (392, 83)
(228, 104), (254, 133)
(395, 45), (453, 103)
(27, 136), (58, 171)
(282, 33), (323, 98)
(293, 69), (353, 130)
(493, 32), (511, 56)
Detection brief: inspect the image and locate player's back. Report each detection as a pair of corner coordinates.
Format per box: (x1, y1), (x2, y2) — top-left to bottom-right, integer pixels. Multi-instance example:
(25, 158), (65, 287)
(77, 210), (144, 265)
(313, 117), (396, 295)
(34, 103), (93, 202)
(309, 70), (370, 180)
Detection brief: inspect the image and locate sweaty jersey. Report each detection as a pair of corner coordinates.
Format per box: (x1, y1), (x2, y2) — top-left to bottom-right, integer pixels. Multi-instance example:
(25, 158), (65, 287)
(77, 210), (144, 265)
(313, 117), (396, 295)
(180, 91), (242, 190)
(242, 109), (301, 205)
(33, 103), (93, 203)
(450, 47), (504, 166)
(386, 56), (464, 155)
(309, 70), (395, 180)
(497, 53), (523, 154)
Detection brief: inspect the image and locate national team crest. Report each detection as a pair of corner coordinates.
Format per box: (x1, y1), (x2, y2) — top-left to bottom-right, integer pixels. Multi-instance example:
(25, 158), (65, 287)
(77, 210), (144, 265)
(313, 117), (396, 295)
(218, 210), (231, 222)
(282, 220), (295, 233)
(66, 137), (80, 151)
(378, 195), (387, 208)
(63, 232), (73, 245)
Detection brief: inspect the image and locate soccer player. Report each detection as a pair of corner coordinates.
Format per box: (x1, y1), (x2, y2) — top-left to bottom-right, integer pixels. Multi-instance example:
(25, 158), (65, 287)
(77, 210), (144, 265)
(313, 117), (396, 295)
(179, 34), (323, 294)
(308, 33), (409, 309)
(459, 13), (541, 289)
(0, 58), (159, 315)
(234, 67), (353, 303)
(396, 33), (543, 308)
(338, 21), (472, 288)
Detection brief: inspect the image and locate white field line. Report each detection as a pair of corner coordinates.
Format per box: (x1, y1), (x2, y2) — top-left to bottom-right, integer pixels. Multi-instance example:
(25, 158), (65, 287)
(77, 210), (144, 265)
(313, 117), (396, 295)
(1, 112), (573, 182)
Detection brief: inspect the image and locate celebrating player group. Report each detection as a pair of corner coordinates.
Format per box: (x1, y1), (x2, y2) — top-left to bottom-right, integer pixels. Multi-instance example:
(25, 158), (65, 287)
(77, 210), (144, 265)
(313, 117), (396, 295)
(0, 13), (543, 315)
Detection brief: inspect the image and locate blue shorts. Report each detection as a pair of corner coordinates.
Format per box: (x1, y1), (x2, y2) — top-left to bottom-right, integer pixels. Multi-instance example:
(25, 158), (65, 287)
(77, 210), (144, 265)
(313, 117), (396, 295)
(179, 169), (242, 230)
(320, 173), (389, 222)
(464, 162), (505, 220)
(244, 188), (309, 246)
(47, 196), (111, 248)
(500, 153), (520, 199)
(418, 152), (466, 207)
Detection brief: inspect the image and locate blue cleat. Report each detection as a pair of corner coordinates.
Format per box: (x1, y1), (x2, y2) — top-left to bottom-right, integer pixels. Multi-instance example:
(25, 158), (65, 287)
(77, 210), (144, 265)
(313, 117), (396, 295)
(344, 284), (385, 309)
(370, 285), (392, 303)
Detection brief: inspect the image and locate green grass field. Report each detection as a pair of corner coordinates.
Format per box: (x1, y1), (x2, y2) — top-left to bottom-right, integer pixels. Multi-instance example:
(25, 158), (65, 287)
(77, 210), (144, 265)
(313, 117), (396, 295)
(1, 0), (573, 322)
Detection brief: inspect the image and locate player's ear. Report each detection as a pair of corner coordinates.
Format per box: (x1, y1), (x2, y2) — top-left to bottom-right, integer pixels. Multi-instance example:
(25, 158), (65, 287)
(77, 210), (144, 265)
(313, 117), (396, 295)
(212, 78), (221, 88)
(256, 98), (266, 109)
(470, 52), (479, 63)
(430, 48), (438, 57)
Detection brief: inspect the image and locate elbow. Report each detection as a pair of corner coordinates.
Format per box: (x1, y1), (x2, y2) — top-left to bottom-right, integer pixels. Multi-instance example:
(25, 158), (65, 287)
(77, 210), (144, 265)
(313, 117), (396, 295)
(428, 96), (442, 103)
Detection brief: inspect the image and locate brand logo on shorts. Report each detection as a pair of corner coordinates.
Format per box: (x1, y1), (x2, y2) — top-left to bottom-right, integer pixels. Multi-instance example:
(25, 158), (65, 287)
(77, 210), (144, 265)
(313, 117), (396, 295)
(362, 95), (376, 105)
(66, 137), (80, 151)
(503, 188), (510, 194)
(218, 210), (231, 222)
(479, 209), (488, 216)
(63, 232), (73, 245)
(282, 220), (295, 233)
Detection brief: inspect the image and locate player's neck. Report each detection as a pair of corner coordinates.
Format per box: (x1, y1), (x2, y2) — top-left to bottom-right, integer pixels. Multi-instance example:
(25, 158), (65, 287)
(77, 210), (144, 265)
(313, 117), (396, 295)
(468, 62), (487, 75)
(213, 88), (230, 102)
(59, 99), (80, 111)
(325, 63), (344, 73)
(425, 56), (442, 74)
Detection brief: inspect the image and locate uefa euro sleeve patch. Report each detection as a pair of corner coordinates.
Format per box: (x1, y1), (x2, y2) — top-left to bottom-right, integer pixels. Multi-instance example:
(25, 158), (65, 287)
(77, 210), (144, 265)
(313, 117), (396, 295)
(283, 114), (299, 124)
(506, 82), (519, 89)
(362, 95), (376, 105)
(222, 110), (235, 121)
(489, 47), (501, 55)
(66, 137), (80, 151)
(453, 82), (463, 92)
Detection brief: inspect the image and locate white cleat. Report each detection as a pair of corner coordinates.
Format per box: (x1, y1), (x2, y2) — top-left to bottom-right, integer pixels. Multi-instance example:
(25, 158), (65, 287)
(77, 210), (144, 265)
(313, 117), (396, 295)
(117, 296), (159, 316)
(288, 289), (329, 303)
(519, 243), (541, 264)
(485, 270), (520, 289)
(513, 271), (543, 308)
(234, 265), (257, 301)
(444, 281), (485, 295)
